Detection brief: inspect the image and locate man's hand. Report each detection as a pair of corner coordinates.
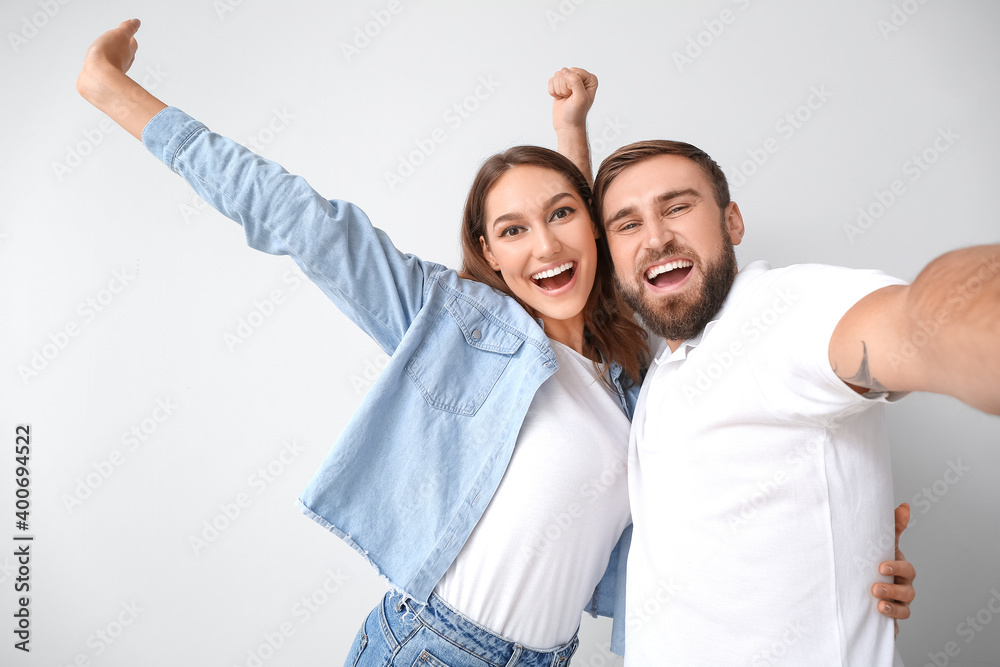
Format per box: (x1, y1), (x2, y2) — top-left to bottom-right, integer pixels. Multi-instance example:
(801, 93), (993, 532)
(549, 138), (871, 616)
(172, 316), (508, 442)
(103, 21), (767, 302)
(873, 503), (916, 638)
(549, 67), (598, 185)
(76, 19), (166, 141)
(549, 67), (598, 132)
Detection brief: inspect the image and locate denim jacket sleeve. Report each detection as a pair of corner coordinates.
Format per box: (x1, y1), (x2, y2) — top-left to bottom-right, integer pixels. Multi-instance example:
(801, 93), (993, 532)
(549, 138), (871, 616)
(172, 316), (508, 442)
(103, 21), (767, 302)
(584, 370), (641, 657)
(585, 524), (631, 656)
(141, 106), (445, 353)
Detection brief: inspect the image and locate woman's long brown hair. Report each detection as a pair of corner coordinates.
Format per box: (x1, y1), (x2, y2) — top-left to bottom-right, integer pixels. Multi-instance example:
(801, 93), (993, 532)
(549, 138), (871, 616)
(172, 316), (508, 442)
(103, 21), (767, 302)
(459, 146), (648, 386)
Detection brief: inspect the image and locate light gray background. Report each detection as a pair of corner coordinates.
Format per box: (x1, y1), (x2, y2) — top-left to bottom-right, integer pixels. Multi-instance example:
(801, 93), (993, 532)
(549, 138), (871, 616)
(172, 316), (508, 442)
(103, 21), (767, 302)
(2, 1), (999, 666)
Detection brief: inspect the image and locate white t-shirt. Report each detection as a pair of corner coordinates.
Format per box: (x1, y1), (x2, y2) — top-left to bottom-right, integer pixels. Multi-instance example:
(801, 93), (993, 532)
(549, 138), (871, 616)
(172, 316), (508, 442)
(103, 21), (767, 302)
(626, 261), (907, 666)
(435, 340), (631, 649)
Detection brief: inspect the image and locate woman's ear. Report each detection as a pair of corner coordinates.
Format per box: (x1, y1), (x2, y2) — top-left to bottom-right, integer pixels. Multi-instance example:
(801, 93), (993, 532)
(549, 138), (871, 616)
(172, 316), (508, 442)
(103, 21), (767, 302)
(480, 236), (501, 271)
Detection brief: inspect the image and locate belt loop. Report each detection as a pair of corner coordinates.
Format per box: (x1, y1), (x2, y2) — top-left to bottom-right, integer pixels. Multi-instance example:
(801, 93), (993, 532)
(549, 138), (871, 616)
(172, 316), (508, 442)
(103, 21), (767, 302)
(386, 589), (403, 612)
(504, 644), (523, 667)
(551, 636), (578, 667)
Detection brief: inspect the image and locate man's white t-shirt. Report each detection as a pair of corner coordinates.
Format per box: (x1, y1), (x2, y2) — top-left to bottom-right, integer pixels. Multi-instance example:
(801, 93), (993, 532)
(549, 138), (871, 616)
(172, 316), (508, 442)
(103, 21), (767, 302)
(626, 261), (907, 666)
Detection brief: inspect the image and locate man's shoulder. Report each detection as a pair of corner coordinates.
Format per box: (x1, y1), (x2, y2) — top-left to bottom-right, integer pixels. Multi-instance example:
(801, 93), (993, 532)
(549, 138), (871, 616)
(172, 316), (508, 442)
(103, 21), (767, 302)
(732, 261), (903, 307)
(742, 261), (869, 283)
(718, 262), (906, 344)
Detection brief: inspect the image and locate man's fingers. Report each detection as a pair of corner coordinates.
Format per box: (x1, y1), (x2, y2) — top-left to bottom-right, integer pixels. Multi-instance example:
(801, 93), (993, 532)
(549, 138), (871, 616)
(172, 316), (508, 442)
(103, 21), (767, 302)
(567, 66), (598, 92)
(564, 71), (586, 99)
(880, 559), (916, 583)
(549, 71), (571, 99)
(550, 67), (596, 101)
(894, 502), (911, 548)
(873, 582), (916, 604)
(879, 600), (912, 620)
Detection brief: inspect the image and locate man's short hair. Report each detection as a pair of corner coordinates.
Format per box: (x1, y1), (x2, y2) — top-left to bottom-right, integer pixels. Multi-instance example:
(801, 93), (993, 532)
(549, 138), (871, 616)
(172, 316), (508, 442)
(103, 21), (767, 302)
(593, 140), (731, 224)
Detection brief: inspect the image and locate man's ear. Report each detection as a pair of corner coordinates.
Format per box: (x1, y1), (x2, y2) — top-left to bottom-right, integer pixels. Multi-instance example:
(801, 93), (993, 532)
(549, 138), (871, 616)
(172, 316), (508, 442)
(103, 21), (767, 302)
(725, 201), (745, 246)
(480, 236), (501, 271)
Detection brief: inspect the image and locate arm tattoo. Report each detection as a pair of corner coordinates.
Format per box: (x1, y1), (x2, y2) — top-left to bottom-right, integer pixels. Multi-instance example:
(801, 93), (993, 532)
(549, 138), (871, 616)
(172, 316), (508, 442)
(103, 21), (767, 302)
(837, 341), (889, 394)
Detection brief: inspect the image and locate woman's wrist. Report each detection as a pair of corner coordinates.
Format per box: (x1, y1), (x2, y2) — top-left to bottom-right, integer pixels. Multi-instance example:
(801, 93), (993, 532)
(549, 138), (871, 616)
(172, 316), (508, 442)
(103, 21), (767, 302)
(78, 62), (166, 140)
(77, 60), (125, 107)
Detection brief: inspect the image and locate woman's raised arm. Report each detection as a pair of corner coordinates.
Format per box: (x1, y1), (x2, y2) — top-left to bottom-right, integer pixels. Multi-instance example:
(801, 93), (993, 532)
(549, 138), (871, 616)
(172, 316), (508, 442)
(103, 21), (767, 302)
(77, 19), (166, 140)
(76, 20), (444, 354)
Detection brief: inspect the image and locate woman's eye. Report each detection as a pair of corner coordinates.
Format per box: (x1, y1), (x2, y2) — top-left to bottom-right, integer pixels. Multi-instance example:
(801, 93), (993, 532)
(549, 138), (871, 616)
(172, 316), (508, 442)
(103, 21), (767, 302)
(499, 226), (523, 238)
(550, 206), (574, 221)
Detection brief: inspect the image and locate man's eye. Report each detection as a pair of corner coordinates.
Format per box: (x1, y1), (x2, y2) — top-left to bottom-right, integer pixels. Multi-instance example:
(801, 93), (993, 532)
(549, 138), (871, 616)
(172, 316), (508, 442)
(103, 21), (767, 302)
(666, 204), (688, 215)
(619, 221), (639, 232)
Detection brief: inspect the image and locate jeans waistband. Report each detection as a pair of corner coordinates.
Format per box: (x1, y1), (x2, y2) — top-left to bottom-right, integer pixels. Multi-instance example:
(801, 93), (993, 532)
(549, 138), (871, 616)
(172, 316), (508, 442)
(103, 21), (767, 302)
(388, 591), (579, 667)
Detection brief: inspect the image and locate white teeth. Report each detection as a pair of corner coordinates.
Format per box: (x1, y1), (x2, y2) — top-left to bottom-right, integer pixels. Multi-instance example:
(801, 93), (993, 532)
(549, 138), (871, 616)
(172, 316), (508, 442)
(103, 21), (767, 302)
(532, 262), (574, 281)
(646, 259), (693, 280)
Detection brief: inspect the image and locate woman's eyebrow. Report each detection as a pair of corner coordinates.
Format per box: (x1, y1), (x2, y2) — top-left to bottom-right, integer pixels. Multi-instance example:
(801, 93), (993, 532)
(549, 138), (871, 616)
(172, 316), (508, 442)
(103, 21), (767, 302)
(492, 192), (575, 229)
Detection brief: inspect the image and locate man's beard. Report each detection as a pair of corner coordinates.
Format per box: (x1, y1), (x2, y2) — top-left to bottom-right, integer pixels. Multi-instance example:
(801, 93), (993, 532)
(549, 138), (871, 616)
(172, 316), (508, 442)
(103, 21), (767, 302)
(615, 239), (738, 343)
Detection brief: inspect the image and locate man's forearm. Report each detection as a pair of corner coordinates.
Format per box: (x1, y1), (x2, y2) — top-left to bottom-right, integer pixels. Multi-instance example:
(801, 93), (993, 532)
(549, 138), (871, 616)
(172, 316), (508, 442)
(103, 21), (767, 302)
(548, 67), (598, 186)
(903, 244), (1000, 413)
(833, 244), (1000, 414)
(556, 125), (593, 186)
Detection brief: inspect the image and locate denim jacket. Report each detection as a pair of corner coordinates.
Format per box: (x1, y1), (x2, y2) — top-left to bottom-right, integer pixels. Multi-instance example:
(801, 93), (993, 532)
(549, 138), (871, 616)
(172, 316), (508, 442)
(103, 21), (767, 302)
(142, 107), (636, 653)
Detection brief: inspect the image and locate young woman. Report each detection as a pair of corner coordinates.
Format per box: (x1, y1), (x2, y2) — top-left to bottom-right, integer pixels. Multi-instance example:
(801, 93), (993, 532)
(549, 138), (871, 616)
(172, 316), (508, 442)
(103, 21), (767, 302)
(77, 20), (916, 666)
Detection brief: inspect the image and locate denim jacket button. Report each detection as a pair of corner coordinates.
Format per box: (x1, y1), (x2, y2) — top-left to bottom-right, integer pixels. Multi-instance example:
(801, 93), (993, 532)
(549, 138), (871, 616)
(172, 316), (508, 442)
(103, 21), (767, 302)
(471, 328), (482, 340)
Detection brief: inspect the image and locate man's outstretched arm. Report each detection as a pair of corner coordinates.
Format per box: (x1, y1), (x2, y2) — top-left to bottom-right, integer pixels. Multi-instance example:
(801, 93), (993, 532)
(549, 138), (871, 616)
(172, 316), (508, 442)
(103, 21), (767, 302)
(830, 244), (1000, 414)
(76, 19), (166, 140)
(549, 67), (597, 186)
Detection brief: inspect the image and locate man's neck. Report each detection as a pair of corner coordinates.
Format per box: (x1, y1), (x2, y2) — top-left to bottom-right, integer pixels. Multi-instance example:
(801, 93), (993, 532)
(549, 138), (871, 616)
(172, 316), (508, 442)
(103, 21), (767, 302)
(662, 265), (744, 353)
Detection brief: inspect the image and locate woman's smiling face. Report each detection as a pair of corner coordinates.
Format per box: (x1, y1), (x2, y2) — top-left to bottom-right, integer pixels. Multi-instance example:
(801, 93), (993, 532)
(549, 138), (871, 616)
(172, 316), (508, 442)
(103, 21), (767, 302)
(480, 165), (599, 335)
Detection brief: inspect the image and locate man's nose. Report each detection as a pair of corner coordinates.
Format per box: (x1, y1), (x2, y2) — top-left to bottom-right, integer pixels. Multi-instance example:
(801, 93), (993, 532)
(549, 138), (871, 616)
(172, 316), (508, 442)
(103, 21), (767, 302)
(642, 218), (674, 251)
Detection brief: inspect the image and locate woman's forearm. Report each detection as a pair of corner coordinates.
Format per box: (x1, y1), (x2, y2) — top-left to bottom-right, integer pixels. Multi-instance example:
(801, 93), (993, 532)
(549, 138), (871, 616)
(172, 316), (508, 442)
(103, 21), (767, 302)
(76, 19), (166, 140)
(77, 63), (166, 140)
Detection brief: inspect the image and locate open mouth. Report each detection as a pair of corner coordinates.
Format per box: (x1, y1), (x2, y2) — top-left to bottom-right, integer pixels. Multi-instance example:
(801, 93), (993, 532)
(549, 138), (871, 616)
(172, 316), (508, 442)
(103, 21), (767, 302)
(532, 261), (576, 291)
(645, 259), (693, 288)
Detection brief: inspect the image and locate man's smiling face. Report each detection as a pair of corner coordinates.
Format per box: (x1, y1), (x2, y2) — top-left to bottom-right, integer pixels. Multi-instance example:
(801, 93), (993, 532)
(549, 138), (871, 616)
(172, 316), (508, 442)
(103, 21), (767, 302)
(600, 153), (745, 346)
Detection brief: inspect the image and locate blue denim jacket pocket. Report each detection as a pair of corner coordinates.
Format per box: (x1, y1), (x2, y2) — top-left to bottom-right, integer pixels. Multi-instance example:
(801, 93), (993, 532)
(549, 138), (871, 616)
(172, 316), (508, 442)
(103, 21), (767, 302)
(405, 294), (526, 416)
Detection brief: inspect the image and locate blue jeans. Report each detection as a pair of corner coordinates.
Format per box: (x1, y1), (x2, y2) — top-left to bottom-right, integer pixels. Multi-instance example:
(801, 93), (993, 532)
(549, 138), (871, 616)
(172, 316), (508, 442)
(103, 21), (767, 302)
(344, 591), (580, 667)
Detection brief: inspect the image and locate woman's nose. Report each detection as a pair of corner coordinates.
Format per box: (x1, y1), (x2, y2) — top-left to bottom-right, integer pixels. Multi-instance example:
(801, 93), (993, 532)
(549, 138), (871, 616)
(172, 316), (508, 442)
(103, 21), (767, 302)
(533, 225), (561, 258)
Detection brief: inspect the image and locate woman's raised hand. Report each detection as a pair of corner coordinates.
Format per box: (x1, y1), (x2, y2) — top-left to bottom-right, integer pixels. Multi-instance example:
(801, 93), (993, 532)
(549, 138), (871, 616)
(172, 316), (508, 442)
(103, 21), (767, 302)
(76, 19), (166, 141)
(77, 19), (141, 100)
